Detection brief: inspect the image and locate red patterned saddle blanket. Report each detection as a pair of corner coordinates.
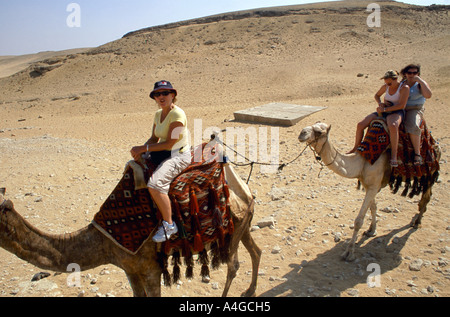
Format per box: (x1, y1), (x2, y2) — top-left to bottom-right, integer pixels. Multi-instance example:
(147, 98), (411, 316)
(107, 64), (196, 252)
(357, 118), (440, 197)
(357, 119), (390, 164)
(92, 142), (233, 258)
(390, 119), (440, 197)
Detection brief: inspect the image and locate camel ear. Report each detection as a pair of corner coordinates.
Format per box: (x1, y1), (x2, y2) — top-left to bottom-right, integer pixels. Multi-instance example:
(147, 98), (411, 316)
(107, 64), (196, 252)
(327, 124), (331, 135)
(0, 188), (5, 195)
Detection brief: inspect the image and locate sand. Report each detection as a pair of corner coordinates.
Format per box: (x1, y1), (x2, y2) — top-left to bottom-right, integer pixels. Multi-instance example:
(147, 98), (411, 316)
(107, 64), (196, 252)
(0, 0), (449, 298)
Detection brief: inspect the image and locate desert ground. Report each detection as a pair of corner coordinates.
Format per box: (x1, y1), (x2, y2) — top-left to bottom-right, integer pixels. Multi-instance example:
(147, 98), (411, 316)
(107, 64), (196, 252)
(0, 0), (449, 298)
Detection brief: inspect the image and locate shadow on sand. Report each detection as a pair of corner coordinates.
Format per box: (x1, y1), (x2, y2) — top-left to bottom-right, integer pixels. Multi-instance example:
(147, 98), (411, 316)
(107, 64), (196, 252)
(259, 224), (417, 297)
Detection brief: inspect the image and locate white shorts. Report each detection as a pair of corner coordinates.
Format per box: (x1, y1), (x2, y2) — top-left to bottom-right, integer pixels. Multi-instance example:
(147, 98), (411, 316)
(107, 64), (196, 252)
(147, 150), (192, 194)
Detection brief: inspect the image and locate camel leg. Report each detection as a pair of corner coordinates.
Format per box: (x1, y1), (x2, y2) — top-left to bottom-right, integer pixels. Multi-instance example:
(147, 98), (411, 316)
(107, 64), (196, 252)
(126, 268), (162, 297)
(222, 249), (240, 297)
(222, 201), (256, 297)
(222, 214), (247, 297)
(239, 229), (261, 297)
(412, 187), (432, 229)
(364, 199), (378, 237)
(142, 269), (162, 297)
(342, 188), (378, 262)
(126, 273), (147, 297)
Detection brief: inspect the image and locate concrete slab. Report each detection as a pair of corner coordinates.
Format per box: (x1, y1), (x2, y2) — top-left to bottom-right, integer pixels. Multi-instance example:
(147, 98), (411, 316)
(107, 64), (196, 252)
(233, 103), (326, 126)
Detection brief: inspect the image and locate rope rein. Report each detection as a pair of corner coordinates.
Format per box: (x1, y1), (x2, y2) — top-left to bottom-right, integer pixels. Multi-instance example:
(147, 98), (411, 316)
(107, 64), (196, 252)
(210, 134), (309, 184)
(307, 135), (338, 178)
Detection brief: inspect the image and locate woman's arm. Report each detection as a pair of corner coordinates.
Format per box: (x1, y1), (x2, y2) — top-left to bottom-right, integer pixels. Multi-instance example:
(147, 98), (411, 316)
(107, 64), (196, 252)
(130, 122), (184, 161)
(417, 77), (432, 99)
(391, 85), (410, 111)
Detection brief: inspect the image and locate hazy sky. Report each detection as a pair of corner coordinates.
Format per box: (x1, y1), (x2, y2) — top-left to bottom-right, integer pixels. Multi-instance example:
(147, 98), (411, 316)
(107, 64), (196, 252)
(0, 0), (448, 56)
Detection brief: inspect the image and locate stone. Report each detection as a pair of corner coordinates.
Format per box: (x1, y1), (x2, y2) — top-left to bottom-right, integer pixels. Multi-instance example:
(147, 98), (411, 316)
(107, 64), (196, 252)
(257, 217), (276, 228)
(409, 258), (423, 271)
(233, 103), (326, 126)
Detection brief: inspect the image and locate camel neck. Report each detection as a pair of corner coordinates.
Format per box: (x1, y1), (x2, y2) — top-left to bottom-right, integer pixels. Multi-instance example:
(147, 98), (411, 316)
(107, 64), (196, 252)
(316, 139), (362, 179)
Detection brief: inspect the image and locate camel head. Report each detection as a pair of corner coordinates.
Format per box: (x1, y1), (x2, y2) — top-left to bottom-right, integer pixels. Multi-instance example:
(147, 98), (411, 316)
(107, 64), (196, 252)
(298, 122), (331, 149)
(0, 188), (17, 225)
(0, 188), (10, 211)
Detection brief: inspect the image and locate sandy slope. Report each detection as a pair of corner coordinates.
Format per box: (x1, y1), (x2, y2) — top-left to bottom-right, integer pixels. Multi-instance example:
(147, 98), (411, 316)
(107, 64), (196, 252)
(0, 0), (449, 298)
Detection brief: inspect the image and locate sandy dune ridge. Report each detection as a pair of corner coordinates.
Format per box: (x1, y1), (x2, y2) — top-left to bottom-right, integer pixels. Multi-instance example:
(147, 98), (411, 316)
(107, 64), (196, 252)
(0, 0), (449, 297)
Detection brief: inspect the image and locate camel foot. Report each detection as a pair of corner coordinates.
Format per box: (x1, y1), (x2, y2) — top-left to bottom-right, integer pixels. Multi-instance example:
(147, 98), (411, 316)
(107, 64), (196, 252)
(411, 221), (422, 230)
(341, 249), (356, 262)
(241, 288), (256, 297)
(410, 214), (423, 229)
(363, 229), (377, 237)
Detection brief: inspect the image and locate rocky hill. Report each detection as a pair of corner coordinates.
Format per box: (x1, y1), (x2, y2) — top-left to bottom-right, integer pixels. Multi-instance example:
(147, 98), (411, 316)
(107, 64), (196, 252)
(0, 0), (449, 298)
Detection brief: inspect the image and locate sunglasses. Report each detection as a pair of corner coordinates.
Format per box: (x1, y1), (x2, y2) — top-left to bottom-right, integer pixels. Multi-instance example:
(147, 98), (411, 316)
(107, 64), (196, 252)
(406, 71), (418, 75)
(152, 91), (173, 98)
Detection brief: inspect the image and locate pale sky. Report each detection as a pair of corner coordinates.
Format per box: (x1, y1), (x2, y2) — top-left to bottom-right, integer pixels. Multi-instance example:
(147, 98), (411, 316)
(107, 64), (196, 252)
(0, 0), (448, 56)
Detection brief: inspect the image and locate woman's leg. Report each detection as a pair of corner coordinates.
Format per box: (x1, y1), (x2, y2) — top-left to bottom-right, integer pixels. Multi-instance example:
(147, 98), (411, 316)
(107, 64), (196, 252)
(148, 188), (173, 224)
(386, 113), (402, 163)
(348, 113), (377, 153)
(405, 109), (423, 164)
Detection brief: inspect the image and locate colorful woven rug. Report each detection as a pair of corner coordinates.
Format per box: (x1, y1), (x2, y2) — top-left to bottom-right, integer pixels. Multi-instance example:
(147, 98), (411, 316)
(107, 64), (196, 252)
(357, 119), (390, 164)
(389, 119), (440, 197)
(92, 142), (234, 284)
(357, 118), (440, 197)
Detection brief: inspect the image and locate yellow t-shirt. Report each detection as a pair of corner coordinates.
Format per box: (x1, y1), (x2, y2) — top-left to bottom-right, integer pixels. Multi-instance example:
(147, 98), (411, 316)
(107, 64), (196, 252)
(153, 105), (189, 151)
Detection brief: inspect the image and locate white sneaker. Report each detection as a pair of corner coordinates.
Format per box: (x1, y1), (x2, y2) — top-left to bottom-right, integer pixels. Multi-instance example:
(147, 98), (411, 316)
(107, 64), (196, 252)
(152, 221), (178, 243)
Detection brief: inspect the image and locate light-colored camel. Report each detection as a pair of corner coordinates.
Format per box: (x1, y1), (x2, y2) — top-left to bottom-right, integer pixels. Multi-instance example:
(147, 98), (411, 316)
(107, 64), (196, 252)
(298, 122), (439, 261)
(0, 162), (261, 297)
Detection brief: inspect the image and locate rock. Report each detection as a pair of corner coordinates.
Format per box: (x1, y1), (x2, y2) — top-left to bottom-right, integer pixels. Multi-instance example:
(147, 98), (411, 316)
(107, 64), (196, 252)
(251, 225), (260, 231)
(409, 259), (423, 271)
(347, 288), (359, 297)
(257, 217), (276, 228)
(334, 232), (342, 242)
(31, 272), (51, 281)
(271, 246), (282, 254)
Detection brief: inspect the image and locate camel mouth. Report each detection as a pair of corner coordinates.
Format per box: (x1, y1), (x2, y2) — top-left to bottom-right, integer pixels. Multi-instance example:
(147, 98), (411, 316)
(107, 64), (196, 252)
(298, 128), (312, 143)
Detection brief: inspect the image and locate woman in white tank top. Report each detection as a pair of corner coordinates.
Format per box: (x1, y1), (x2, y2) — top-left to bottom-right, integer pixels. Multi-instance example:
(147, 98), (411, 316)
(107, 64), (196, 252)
(348, 70), (410, 167)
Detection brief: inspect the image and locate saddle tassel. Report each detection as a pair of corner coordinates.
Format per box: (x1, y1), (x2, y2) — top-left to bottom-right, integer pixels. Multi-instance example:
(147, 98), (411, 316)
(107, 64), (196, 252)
(189, 188), (204, 252)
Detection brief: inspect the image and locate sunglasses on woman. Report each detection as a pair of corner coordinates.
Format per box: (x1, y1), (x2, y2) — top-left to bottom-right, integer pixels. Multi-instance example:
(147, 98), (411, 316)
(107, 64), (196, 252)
(152, 91), (173, 98)
(406, 71), (418, 75)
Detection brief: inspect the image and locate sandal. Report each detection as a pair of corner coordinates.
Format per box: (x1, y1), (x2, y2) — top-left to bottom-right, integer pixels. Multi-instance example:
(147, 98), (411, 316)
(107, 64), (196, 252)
(390, 159), (398, 168)
(414, 154), (423, 166)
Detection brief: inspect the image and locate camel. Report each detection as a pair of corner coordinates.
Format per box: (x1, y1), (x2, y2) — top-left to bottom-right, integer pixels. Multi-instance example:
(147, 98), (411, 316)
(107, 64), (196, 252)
(0, 162), (261, 297)
(298, 122), (440, 261)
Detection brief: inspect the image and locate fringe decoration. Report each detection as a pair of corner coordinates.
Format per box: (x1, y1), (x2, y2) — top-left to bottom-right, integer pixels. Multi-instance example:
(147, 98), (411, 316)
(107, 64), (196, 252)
(171, 198), (187, 239)
(158, 252), (172, 287)
(199, 249), (210, 279)
(172, 251), (181, 284)
(210, 242), (221, 270)
(189, 187), (204, 252)
(184, 254), (194, 279)
(401, 178), (411, 197)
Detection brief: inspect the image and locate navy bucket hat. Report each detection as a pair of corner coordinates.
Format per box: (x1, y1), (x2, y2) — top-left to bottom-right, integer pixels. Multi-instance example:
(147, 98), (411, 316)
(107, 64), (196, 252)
(149, 80), (177, 99)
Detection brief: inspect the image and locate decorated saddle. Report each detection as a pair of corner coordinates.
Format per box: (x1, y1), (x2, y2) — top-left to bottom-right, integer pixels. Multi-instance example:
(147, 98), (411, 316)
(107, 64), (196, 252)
(92, 142), (234, 285)
(357, 119), (390, 164)
(357, 118), (440, 197)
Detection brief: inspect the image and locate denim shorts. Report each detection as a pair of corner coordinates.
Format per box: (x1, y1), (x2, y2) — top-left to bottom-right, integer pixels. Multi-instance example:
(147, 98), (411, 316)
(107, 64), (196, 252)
(147, 150), (192, 194)
(372, 109), (405, 121)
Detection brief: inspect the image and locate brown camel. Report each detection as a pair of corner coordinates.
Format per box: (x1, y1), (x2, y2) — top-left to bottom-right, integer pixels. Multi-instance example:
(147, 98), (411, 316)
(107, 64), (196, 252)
(0, 162), (261, 297)
(298, 122), (440, 261)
